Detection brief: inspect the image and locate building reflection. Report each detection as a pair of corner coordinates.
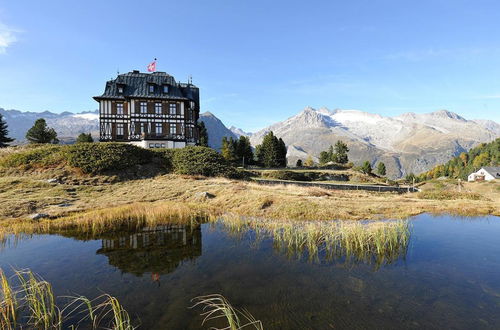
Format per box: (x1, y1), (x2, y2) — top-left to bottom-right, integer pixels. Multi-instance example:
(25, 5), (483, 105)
(96, 224), (202, 278)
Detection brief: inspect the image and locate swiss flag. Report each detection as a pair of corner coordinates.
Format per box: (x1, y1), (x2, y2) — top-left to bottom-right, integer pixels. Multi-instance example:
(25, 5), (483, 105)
(147, 59), (157, 72)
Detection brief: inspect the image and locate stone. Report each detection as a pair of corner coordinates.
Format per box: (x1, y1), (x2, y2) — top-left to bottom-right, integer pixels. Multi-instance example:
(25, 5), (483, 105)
(194, 191), (216, 201)
(29, 213), (50, 220)
(46, 178), (59, 184)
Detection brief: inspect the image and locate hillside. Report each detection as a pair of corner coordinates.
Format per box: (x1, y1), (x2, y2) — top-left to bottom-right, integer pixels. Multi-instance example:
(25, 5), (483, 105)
(198, 111), (238, 150)
(419, 138), (500, 180)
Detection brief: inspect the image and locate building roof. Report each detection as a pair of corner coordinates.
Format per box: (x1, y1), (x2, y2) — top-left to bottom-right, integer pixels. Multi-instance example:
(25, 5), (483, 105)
(481, 166), (500, 178)
(93, 70), (199, 102)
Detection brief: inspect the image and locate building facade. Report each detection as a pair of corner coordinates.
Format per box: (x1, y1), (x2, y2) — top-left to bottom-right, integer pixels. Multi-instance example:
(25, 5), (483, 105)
(468, 167), (500, 181)
(94, 70), (200, 148)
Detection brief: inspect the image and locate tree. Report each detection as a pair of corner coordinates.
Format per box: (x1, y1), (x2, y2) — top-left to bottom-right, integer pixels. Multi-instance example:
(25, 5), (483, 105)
(76, 133), (93, 143)
(296, 159), (303, 167)
(198, 121), (209, 147)
(304, 155), (314, 167)
(319, 151), (330, 165)
(360, 161), (372, 174)
(221, 137), (237, 163)
(334, 140), (349, 164)
(376, 162), (386, 176)
(255, 131), (286, 168)
(26, 118), (59, 144)
(0, 113), (14, 148)
(235, 135), (254, 166)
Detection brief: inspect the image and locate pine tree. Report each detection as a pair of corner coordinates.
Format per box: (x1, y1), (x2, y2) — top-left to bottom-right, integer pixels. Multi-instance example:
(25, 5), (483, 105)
(277, 137), (287, 167)
(319, 151), (330, 165)
(236, 135), (254, 166)
(26, 118), (59, 144)
(198, 122), (209, 147)
(76, 133), (93, 143)
(256, 131), (283, 168)
(0, 113), (14, 148)
(361, 161), (372, 174)
(377, 162), (386, 176)
(334, 140), (349, 164)
(221, 137), (237, 163)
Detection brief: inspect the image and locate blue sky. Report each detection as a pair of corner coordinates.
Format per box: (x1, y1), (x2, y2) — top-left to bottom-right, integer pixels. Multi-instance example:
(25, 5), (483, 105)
(0, 0), (499, 131)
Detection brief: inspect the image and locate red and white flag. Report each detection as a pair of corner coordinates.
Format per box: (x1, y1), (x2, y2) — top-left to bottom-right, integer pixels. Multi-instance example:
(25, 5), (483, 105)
(147, 59), (157, 72)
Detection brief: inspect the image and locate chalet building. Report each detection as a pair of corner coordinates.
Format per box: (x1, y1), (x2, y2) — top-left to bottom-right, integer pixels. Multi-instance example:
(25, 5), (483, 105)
(94, 70), (200, 148)
(467, 167), (500, 182)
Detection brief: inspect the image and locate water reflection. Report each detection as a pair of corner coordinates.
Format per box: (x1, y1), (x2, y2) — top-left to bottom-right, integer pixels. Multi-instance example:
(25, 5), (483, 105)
(96, 224), (202, 277)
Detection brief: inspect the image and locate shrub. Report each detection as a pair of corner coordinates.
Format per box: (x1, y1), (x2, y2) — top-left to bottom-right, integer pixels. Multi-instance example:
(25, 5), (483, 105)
(0, 145), (66, 168)
(417, 190), (481, 200)
(66, 143), (154, 174)
(171, 146), (234, 177)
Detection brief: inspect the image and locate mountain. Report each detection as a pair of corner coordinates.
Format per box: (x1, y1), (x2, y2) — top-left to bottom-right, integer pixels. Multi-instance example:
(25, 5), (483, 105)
(249, 107), (500, 178)
(0, 108), (99, 143)
(198, 111), (238, 150)
(229, 126), (252, 137)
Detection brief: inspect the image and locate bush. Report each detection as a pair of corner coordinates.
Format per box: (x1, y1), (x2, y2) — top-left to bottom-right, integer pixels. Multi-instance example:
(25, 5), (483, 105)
(0, 145), (66, 168)
(261, 170), (349, 182)
(66, 143), (154, 174)
(171, 146), (234, 177)
(417, 190), (481, 200)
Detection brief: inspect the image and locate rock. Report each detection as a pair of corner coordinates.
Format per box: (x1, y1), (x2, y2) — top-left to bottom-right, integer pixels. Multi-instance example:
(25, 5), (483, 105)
(194, 192), (216, 201)
(46, 178), (59, 184)
(29, 213), (50, 220)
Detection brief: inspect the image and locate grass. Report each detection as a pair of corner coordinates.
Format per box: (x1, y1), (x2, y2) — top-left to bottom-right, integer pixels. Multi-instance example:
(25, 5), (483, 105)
(0, 268), (136, 329)
(191, 294), (263, 330)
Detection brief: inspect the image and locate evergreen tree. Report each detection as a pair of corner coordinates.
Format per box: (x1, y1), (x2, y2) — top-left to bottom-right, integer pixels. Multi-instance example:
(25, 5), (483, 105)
(235, 135), (254, 166)
(198, 122), (209, 147)
(319, 151), (330, 165)
(0, 113), (14, 148)
(221, 137), (237, 163)
(334, 140), (349, 164)
(360, 161), (372, 174)
(255, 131), (285, 168)
(26, 118), (59, 144)
(376, 162), (386, 176)
(76, 133), (93, 143)
(296, 159), (303, 167)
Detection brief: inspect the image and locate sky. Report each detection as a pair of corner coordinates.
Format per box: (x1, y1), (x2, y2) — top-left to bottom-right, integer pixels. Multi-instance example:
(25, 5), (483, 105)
(0, 0), (500, 131)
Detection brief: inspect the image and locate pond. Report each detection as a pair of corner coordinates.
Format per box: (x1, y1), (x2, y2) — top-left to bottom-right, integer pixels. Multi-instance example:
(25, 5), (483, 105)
(1, 214), (500, 329)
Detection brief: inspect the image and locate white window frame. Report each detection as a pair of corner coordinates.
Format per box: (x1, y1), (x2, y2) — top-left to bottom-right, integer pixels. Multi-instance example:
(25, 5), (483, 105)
(118, 86), (124, 94)
(170, 123), (177, 135)
(156, 123), (162, 135)
(155, 103), (162, 114)
(140, 123), (145, 134)
(117, 123), (124, 136)
(140, 102), (147, 114)
(116, 103), (124, 115)
(169, 103), (177, 115)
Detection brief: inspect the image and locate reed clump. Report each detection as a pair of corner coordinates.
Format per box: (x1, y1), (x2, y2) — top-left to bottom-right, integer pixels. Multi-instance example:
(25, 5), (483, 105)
(0, 268), (135, 329)
(214, 215), (411, 266)
(191, 294), (263, 330)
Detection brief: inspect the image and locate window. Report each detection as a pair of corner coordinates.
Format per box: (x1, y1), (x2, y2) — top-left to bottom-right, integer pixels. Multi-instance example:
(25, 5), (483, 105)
(163, 85), (169, 93)
(148, 85), (155, 93)
(140, 122), (145, 134)
(156, 123), (162, 135)
(169, 103), (177, 115)
(149, 144), (154, 148)
(116, 103), (123, 115)
(155, 103), (162, 114)
(140, 102), (147, 114)
(118, 86), (124, 94)
(117, 123), (124, 137)
(155, 143), (160, 148)
(170, 123), (177, 135)
(161, 144), (165, 148)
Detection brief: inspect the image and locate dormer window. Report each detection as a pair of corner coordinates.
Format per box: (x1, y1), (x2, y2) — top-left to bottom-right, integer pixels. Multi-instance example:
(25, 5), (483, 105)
(163, 85), (169, 93)
(148, 85), (155, 93)
(118, 86), (124, 94)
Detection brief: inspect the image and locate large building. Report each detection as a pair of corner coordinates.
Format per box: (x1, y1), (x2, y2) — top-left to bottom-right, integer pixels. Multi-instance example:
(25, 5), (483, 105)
(94, 70), (200, 148)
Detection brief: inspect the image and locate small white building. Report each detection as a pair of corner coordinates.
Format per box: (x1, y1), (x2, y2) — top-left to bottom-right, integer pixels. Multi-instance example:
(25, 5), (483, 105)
(468, 167), (500, 182)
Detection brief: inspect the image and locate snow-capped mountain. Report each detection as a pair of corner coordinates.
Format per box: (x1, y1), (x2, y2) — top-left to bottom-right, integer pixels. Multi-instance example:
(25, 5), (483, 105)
(0, 108), (99, 142)
(249, 107), (499, 178)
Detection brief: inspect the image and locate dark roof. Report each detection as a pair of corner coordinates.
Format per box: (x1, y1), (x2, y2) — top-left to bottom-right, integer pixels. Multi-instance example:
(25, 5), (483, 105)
(94, 71), (199, 101)
(482, 166), (500, 178)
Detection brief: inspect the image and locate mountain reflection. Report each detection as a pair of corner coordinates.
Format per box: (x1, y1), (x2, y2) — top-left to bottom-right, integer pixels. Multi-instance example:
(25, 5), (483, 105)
(96, 224), (202, 277)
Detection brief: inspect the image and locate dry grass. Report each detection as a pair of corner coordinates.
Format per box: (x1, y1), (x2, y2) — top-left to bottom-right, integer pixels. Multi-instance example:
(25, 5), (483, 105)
(0, 173), (498, 226)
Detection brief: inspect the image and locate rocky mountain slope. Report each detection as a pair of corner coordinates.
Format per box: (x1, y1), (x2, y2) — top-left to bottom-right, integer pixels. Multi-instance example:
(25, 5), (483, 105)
(199, 111), (238, 150)
(248, 107), (500, 178)
(1, 108), (99, 143)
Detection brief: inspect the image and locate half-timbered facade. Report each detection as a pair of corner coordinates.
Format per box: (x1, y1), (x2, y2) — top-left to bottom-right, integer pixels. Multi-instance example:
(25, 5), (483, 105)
(94, 70), (200, 148)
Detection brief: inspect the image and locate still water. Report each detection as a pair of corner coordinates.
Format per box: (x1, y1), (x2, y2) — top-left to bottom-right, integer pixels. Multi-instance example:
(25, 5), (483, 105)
(1, 214), (500, 329)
